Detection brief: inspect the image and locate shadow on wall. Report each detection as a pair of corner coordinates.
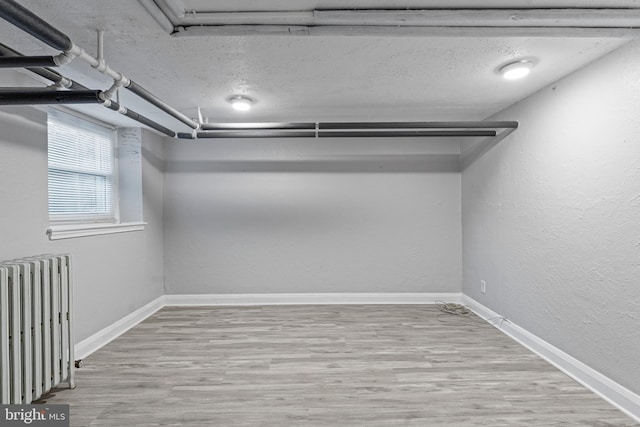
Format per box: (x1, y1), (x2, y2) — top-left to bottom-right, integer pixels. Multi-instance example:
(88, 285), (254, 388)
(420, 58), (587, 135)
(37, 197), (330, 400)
(0, 107), (47, 151)
(164, 154), (460, 173)
(141, 145), (163, 171)
(460, 128), (517, 170)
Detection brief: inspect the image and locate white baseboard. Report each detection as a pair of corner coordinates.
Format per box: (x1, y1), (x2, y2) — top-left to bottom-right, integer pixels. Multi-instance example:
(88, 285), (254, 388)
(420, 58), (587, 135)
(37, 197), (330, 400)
(462, 295), (640, 423)
(74, 295), (165, 360)
(163, 292), (463, 306)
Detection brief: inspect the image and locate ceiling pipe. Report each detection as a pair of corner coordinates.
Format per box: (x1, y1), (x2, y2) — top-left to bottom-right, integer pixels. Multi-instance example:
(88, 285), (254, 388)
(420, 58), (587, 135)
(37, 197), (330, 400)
(200, 122), (316, 131)
(0, 1), (522, 141)
(0, 0), (198, 130)
(176, 24), (639, 38)
(0, 89), (104, 105)
(0, 0), (72, 51)
(196, 129), (499, 139)
(103, 99), (176, 137)
(177, 132), (196, 139)
(0, 43), (86, 89)
(159, 7), (640, 28)
(318, 130), (496, 138)
(320, 121), (518, 130)
(24, 67), (81, 89)
(314, 9), (640, 28)
(0, 43), (177, 137)
(197, 130), (317, 139)
(320, 130), (497, 138)
(126, 80), (198, 129)
(198, 121), (516, 135)
(179, 11), (315, 26)
(0, 89), (176, 137)
(0, 56), (57, 68)
(165, 8), (640, 28)
(153, 4), (640, 37)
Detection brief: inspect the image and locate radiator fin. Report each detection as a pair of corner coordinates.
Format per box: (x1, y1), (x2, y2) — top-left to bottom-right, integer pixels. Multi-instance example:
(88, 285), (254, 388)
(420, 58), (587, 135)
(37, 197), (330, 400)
(0, 254), (74, 404)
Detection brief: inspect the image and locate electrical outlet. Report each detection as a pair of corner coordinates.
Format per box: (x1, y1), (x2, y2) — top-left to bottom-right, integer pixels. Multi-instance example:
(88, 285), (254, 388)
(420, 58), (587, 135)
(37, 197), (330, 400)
(480, 280), (486, 294)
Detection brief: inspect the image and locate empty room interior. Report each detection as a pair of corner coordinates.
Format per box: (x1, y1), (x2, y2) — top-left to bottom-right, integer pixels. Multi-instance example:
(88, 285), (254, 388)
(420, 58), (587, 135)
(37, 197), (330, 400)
(0, 0), (639, 425)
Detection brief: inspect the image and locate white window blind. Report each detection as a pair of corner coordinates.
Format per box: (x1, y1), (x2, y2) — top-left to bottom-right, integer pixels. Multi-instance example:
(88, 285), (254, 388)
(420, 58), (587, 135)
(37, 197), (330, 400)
(48, 109), (117, 222)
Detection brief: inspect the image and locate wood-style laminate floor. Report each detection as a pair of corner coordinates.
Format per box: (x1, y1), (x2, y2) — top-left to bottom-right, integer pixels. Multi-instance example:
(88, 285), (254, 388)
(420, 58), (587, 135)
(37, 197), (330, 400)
(40, 305), (637, 426)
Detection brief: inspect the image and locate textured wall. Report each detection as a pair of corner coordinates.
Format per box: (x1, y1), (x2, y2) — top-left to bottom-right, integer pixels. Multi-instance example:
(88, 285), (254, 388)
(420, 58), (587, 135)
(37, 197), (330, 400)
(163, 138), (461, 295)
(0, 106), (164, 342)
(462, 40), (640, 394)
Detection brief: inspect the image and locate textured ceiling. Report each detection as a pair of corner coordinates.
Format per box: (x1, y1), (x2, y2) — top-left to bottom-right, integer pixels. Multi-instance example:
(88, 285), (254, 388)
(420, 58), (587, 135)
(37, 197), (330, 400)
(0, 1), (635, 133)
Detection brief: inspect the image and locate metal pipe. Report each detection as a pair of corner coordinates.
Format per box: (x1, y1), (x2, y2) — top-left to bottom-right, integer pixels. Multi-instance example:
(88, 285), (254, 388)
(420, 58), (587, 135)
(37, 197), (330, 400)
(320, 121), (518, 129)
(200, 122), (316, 130)
(0, 56), (57, 68)
(103, 100), (176, 137)
(175, 24), (640, 39)
(177, 132), (196, 139)
(319, 130), (497, 138)
(314, 8), (640, 28)
(0, 42), (87, 90)
(27, 67), (78, 88)
(160, 8), (640, 29)
(197, 131), (317, 138)
(0, 1), (195, 131)
(180, 11), (315, 26)
(0, 87), (176, 137)
(126, 80), (198, 129)
(0, 51), (175, 137)
(97, 30), (104, 62)
(0, 0), (73, 51)
(195, 129), (497, 139)
(199, 122), (516, 131)
(70, 48), (127, 83)
(0, 89), (103, 105)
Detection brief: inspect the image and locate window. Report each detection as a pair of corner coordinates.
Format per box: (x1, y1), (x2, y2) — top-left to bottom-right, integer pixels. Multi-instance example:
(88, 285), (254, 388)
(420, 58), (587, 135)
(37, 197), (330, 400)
(47, 108), (117, 223)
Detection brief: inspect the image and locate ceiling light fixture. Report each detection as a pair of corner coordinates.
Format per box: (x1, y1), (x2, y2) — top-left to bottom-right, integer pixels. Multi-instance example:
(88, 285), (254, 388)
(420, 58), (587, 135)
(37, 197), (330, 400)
(499, 60), (534, 80)
(228, 95), (254, 111)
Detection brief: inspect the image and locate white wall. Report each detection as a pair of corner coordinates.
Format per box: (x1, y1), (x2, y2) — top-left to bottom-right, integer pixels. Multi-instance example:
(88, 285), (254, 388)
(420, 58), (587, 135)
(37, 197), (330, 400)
(462, 40), (640, 394)
(0, 106), (164, 342)
(164, 138), (461, 295)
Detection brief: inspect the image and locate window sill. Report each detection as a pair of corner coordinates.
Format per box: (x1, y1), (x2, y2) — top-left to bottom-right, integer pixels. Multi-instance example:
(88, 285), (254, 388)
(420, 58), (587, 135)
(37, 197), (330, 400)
(47, 222), (147, 240)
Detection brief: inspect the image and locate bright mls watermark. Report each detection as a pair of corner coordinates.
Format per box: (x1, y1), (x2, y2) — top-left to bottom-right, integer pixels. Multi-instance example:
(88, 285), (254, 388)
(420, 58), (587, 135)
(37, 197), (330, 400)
(1, 405), (69, 426)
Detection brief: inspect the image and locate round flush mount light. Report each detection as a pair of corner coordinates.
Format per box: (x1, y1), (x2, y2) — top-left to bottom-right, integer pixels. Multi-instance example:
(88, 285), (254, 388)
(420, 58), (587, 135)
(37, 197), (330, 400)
(228, 95), (254, 111)
(499, 60), (535, 80)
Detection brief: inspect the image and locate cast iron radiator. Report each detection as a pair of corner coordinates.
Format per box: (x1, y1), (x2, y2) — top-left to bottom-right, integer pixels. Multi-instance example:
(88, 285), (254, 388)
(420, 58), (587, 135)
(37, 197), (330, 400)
(0, 254), (75, 404)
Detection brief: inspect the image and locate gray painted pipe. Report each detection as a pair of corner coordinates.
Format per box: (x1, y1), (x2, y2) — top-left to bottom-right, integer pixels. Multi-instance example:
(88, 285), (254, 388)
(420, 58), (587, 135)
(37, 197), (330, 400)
(0, 87), (176, 137)
(321, 130), (497, 137)
(104, 100), (176, 138)
(0, 1), (194, 132)
(197, 131), (317, 138)
(196, 129), (497, 138)
(27, 68), (88, 91)
(0, 0), (73, 51)
(0, 45), (175, 137)
(0, 42), (87, 90)
(200, 121), (518, 132)
(200, 122), (316, 131)
(126, 80), (198, 129)
(320, 121), (518, 129)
